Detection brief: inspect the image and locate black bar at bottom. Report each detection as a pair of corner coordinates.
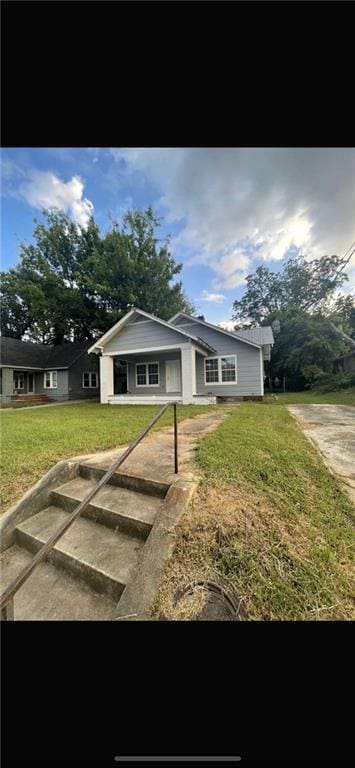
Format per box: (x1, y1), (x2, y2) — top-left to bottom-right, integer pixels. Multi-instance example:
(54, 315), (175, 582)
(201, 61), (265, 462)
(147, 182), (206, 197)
(114, 759), (241, 763)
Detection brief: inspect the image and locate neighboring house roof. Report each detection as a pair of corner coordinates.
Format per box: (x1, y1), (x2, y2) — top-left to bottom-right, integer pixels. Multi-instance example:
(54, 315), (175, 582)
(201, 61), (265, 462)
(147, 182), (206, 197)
(230, 326), (274, 346)
(168, 312), (263, 349)
(88, 308), (217, 355)
(0, 337), (92, 369)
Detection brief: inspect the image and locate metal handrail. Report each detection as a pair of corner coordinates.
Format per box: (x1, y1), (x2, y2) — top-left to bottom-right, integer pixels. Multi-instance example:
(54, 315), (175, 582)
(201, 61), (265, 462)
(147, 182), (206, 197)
(0, 402), (179, 620)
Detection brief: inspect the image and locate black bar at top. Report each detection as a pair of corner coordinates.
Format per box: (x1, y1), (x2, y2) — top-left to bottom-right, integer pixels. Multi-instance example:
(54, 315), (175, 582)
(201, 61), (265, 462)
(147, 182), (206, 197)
(114, 758), (241, 763)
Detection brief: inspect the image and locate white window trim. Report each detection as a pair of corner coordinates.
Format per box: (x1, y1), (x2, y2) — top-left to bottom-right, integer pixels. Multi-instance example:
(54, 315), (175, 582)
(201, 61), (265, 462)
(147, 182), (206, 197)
(204, 355), (237, 385)
(14, 372), (25, 390)
(82, 371), (98, 389)
(44, 371), (58, 389)
(135, 361), (160, 387)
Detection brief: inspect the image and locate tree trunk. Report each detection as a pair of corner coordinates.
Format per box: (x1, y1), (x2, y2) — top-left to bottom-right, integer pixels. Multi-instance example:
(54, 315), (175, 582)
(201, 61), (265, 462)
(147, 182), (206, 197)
(329, 322), (355, 349)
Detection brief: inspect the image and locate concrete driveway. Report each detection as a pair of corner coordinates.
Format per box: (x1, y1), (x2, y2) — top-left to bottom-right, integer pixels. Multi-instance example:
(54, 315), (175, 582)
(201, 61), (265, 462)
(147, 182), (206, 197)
(288, 405), (355, 505)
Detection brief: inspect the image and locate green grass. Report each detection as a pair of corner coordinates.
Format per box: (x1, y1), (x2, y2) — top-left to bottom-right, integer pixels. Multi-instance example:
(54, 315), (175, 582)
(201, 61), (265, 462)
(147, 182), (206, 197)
(155, 403), (355, 621)
(0, 401), (53, 409)
(0, 402), (215, 513)
(264, 388), (355, 406)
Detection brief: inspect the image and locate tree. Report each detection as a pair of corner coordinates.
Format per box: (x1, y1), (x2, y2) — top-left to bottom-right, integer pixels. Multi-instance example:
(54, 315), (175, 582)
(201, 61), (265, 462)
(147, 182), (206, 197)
(1, 207), (194, 344)
(232, 254), (350, 326)
(232, 253), (355, 389)
(263, 307), (349, 388)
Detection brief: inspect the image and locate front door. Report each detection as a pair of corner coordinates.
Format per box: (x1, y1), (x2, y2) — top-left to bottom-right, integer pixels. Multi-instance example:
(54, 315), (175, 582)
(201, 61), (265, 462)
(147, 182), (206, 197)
(114, 360), (128, 394)
(28, 373), (34, 393)
(166, 359), (181, 392)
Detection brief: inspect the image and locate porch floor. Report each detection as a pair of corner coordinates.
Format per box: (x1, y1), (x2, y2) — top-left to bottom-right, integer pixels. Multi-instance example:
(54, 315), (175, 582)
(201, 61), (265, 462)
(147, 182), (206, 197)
(107, 394), (216, 406)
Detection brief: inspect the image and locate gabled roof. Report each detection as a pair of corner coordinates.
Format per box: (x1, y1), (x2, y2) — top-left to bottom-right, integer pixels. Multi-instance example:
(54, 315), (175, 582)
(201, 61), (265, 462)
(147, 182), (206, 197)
(0, 337), (92, 369)
(231, 326), (274, 346)
(87, 308), (217, 355)
(168, 312), (262, 349)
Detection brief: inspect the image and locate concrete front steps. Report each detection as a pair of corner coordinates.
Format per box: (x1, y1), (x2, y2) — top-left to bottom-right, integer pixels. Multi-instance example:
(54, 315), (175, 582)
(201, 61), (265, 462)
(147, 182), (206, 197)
(0, 463), (170, 620)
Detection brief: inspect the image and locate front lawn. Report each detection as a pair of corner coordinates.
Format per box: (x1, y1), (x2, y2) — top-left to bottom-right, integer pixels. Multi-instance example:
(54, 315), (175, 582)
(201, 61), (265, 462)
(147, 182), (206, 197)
(155, 403), (355, 620)
(264, 388), (355, 406)
(0, 402), (215, 513)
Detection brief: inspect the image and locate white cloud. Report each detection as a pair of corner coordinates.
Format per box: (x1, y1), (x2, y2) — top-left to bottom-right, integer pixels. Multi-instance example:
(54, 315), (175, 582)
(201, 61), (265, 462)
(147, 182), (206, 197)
(218, 319), (237, 331)
(200, 290), (226, 303)
(109, 147), (355, 289)
(19, 171), (94, 227)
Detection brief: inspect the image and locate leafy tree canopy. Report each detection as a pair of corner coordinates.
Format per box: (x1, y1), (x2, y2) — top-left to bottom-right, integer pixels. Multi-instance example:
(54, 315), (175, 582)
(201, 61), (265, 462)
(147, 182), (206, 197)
(1, 207), (194, 344)
(232, 254), (350, 326)
(232, 254), (355, 389)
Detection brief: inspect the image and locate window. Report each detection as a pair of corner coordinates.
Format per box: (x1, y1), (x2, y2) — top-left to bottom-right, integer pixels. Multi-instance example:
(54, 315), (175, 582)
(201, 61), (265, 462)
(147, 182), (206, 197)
(82, 371), (98, 388)
(14, 372), (25, 390)
(44, 371), (57, 389)
(135, 361), (160, 387)
(204, 355), (237, 385)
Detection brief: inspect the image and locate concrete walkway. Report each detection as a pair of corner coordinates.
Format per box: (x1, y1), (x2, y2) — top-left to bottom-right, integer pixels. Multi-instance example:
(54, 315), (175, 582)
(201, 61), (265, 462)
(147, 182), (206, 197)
(288, 404), (355, 505)
(73, 407), (231, 485)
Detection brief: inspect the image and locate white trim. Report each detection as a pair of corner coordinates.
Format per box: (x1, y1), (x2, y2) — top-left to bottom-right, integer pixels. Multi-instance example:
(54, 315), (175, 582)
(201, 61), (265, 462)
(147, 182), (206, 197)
(13, 371), (25, 390)
(103, 343), (188, 355)
(260, 348), (264, 396)
(44, 370), (58, 389)
(0, 365), (69, 370)
(135, 361), (160, 387)
(87, 307), (215, 354)
(103, 342), (209, 357)
(82, 371), (98, 389)
(1, 365), (43, 371)
(169, 312), (261, 349)
(204, 355), (237, 385)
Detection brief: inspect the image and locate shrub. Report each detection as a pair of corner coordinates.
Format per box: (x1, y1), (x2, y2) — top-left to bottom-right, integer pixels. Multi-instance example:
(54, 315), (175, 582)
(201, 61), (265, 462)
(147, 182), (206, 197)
(310, 371), (355, 393)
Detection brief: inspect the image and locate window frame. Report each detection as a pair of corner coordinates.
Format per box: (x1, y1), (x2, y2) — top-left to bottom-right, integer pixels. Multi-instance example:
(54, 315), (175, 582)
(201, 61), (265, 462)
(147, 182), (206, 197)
(204, 355), (237, 385)
(135, 361), (160, 387)
(44, 371), (58, 389)
(82, 371), (98, 389)
(14, 372), (25, 390)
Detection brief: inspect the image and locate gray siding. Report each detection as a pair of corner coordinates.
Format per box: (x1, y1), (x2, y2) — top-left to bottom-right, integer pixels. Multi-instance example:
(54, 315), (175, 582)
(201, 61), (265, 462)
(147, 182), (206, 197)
(176, 323), (263, 397)
(104, 319), (186, 354)
(0, 353), (100, 403)
(0, 368), (14, 403)
(122, 352), (182, 395)
(34, 370), (69, 401)
(67, 353), (99, 400)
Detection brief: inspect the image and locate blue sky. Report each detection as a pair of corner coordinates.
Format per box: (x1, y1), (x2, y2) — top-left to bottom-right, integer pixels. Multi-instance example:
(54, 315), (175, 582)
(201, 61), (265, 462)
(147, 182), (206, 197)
(1, 147), (355, 328)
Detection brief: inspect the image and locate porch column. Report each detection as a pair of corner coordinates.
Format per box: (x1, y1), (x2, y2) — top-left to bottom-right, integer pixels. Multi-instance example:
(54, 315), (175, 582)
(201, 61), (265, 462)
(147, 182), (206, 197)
(99, 356), (114, 403)
(180, 344), (196, 404)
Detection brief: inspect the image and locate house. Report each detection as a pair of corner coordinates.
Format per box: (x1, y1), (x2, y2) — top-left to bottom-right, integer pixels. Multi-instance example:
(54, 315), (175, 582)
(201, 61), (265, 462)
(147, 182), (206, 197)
(88, 308), (274, 405)
(0, 337), (100, 404)
(334, 349), (355, 374)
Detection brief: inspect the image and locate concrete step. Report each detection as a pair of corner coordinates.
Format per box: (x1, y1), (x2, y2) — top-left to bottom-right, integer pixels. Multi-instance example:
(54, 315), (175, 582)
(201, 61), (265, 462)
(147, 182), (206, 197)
(14, 506), (144, 601)
(79, 463), (170, 498)
(0, 545), (115, 620)
(51, 476), (163, 539)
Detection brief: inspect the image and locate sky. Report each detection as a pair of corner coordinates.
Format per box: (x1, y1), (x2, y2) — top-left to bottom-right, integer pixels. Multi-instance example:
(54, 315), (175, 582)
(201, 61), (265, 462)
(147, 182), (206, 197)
(1, 147), (355, 328)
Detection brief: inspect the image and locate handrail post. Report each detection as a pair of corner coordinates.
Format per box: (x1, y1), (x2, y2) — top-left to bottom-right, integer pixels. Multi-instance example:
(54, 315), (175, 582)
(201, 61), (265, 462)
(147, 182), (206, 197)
(173, 402), (178, 474)
(1, 597), (14, 621)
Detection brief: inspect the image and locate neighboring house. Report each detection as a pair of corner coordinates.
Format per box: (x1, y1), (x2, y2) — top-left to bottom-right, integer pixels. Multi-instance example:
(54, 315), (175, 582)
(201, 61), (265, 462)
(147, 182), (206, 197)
(0, 337), (99, 404)
(88, 308), (274, 405)
(334, 349), (355, 374)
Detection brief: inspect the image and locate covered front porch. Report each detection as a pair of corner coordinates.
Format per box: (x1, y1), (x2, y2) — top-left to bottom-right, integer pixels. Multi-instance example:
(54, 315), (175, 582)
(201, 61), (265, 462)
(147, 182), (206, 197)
(0, 367), (46, 403)
(99, 344), (216, 406)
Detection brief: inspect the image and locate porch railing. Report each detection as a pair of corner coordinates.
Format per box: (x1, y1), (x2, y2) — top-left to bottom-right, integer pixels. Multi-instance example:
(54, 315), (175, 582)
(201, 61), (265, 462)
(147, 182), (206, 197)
(0, 402), (179, 621)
